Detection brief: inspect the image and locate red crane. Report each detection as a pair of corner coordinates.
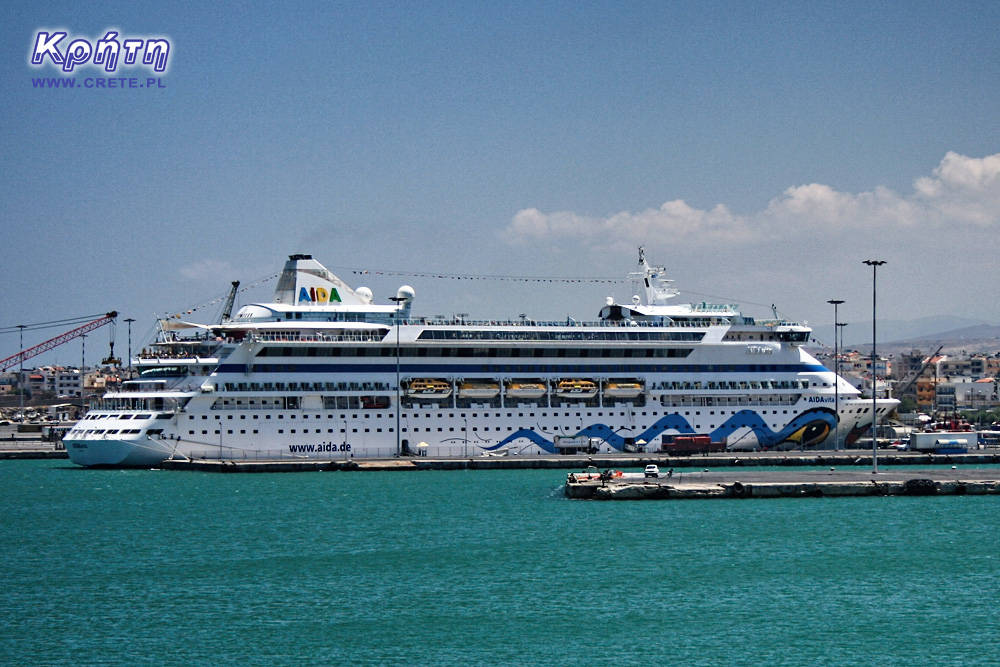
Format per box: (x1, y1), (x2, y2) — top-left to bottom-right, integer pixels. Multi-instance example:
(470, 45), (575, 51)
(1, 312), (119, 372)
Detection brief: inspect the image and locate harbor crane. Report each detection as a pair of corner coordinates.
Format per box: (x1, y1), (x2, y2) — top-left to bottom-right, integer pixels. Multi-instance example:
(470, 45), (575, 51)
(894, 345), (944, 398)
(220, 280), (240, 323)
(0, 312), (119, 372)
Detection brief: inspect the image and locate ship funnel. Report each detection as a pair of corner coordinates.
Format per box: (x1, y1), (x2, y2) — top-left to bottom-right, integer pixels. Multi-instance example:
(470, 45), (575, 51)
(273, 255), (371, 307)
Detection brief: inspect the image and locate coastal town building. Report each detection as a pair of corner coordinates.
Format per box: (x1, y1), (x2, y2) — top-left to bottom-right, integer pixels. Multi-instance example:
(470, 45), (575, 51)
(815, 347), (1000, 413)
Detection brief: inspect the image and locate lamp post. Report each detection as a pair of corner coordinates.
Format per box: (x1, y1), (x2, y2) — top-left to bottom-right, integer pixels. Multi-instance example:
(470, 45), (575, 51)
(390, 296), (407, 457)
(17, 325), (25, 423)
(863, 260), (886, 472)
(827, 300), (844, 450)
(837, 322), (848, 445)
(124, 318), (135, 376)
(80, 334), (87, 413)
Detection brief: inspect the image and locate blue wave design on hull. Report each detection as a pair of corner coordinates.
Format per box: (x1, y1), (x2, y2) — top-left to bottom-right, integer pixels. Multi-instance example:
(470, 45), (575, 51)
(489, 408), (836, 453)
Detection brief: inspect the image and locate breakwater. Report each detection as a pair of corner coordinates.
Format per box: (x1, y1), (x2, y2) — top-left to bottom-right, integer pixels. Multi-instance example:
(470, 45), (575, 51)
(565, 467), (1000, 500)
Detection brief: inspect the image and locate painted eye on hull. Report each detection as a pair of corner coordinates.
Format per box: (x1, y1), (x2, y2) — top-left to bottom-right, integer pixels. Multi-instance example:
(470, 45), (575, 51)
(783, 420), (831, 448)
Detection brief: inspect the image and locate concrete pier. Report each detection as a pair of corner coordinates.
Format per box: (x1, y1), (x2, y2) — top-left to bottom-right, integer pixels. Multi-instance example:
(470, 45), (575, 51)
(153, 450), (1000, 472)
(565, 467), (1000, 500)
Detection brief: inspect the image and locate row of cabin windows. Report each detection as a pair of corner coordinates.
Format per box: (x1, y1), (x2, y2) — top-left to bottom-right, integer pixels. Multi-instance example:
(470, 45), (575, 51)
(255, 346), (694, 358)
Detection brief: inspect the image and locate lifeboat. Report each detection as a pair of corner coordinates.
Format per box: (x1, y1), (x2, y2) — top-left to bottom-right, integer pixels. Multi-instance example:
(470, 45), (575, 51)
(458, 382), (500, 399)
(505, 381), (547, 399)
(406, 379), (452, 399)
(604, 381), (643, 398)
(554, 379), (598, 399)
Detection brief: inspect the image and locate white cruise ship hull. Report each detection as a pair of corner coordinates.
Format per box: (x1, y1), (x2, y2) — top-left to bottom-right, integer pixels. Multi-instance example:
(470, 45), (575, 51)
(63, 252), (899, 466)
(65, 434), (174, 467)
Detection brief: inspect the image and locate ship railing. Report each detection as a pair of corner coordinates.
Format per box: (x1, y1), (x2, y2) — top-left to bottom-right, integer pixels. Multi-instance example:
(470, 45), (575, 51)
(136, 352), (221, 360)
(413, 317), (808, 330)
(245, 331), (386, 343)
(752, 319), (806, 328)
(658, 394), (801, 408)
(422, 318), (690, 328)
(690, 302), (740, 312)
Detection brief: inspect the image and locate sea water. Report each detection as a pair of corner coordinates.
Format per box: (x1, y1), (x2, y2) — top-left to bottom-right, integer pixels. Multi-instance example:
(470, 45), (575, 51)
(2, 459), (998, 666)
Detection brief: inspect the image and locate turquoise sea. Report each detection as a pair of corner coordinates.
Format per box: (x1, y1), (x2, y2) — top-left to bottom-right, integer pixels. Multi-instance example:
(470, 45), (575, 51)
(3, 459), (999, 666)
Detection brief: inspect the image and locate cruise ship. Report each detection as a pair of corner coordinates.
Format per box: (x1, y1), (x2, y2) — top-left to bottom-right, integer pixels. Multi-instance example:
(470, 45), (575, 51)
(64, 250), (897, 466)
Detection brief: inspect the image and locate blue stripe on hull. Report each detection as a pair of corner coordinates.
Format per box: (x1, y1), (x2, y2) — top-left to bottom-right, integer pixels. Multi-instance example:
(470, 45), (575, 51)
(491, 407), (836, 453)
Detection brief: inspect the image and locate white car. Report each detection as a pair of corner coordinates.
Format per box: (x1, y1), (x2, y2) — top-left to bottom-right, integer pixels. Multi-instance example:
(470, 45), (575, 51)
(644, 464), (660, 478)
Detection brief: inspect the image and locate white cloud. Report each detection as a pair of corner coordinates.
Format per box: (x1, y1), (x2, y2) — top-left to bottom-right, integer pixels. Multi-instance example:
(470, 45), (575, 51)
(502, 200), (747, 247)
(914, 151), (1000, 226)
(502, 152), (1000, 248)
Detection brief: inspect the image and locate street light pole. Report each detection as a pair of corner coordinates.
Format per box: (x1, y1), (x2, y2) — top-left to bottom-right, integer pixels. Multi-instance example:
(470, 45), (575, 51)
(80, 334), (87, 414)
(390, 296), (406, 457)
(124, 318), (135, 376)
(17, 325), (25, 423)
(837, 322), (848, 443)
(863, 260), (886, 473)
(827, 300), (844, 450)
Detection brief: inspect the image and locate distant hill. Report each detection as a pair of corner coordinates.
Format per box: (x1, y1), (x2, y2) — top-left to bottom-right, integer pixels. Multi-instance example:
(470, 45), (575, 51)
(847, 324), (1000, 357)
(810, 319), (1000, 357)
(813, 316), (998, 348)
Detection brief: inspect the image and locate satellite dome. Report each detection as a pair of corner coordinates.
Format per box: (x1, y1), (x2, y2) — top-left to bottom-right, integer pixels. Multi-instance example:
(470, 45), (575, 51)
(355, 286), (373, 304)
(397, 285), (415, 301)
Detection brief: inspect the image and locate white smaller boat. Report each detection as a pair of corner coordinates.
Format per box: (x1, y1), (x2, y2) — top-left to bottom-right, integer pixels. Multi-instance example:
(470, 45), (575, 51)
(505, 381), (547, 399)
(458, 382), (500, 399)
(604, 381), (643, 398)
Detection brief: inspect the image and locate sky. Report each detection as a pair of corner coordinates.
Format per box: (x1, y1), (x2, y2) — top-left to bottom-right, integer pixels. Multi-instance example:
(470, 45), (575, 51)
(2, 0), (999, 366)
